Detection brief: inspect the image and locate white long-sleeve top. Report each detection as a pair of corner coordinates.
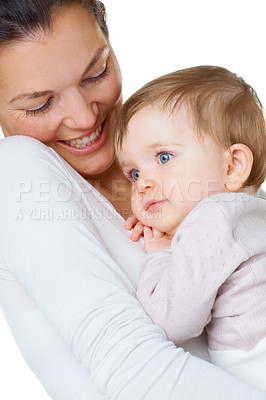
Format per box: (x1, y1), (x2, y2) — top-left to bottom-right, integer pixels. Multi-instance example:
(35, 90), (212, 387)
(137, 193), (266, 352)
(0, 136), (265, 400)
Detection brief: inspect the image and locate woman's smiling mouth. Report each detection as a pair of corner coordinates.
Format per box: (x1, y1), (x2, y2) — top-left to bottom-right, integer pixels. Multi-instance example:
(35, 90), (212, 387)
(57, 121), (107, 154)
(63, 124), (102, 148)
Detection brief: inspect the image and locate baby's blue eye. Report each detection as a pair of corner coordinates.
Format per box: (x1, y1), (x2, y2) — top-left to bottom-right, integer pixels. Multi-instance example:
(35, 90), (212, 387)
(159, 153), (173, 164)
(132, 170), (140, 181)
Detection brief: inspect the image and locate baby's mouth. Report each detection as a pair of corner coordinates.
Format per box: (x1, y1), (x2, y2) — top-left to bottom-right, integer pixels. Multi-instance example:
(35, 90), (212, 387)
(61, 124), (103, 149)
(145, 199), (168, 212)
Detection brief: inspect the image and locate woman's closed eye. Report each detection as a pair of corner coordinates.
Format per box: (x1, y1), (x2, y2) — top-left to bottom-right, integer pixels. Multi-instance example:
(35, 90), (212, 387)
(25, 64), (110, 117)
(83, 64), (110, 85)
(26, 97), (54, 116)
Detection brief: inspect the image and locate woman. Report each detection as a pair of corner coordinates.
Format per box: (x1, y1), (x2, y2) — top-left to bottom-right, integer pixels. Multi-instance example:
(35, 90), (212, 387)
(0, 1), (265, 399)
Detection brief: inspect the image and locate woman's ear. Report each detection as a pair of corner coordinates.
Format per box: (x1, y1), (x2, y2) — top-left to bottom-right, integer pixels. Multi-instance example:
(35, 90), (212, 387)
(224, 144), (253, 192)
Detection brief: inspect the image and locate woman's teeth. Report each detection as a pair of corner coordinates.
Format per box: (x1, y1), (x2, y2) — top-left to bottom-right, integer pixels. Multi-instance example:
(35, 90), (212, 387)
(64, 125), (102, 148)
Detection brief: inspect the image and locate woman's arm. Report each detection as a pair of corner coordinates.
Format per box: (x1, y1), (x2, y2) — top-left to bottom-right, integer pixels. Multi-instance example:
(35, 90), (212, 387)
(0, 136), (265, 400)
(0, 269), (107, 400)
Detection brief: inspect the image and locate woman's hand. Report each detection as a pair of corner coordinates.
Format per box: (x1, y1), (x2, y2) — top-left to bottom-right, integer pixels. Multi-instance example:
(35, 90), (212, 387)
(124, 215), (144, 241)
(143, 226), (172, 253)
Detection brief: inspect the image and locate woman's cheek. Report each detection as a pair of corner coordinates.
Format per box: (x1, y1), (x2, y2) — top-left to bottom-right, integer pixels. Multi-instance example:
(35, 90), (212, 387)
(105, 59), (122, 108)
(106, 77), (122, 109)
(12, 116), (57, 142)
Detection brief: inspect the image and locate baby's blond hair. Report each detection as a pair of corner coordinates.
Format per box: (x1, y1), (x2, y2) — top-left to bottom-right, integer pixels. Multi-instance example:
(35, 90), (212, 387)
(116, 66), (266, 191)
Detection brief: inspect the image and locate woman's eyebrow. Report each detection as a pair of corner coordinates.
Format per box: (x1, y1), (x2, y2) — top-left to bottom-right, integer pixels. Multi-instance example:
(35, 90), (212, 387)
(10, 90), (53, 103)
(10, 45), (110, 104)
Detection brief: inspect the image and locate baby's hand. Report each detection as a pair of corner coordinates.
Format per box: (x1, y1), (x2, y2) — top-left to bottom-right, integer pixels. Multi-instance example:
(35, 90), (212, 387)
(124, 215), (144, 242)
(143, 226), (172, 253)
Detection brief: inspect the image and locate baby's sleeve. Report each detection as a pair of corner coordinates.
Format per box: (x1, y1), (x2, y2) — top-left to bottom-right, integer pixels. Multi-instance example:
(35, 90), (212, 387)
(137, 199), (248, 345)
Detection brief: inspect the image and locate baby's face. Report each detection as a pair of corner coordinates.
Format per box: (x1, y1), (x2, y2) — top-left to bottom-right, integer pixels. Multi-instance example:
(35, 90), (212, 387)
(118, 104), (228, 235)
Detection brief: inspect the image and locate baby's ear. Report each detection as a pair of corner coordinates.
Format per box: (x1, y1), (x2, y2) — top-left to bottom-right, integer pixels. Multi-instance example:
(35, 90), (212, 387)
(224, 144), (253, 192)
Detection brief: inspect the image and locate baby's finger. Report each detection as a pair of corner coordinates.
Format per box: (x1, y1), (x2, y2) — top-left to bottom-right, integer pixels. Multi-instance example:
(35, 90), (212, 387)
(143, 226), (153, 242)
(152, 228), (164, 239)
(130, 222), (144, 241)
(124, 215), (138, 230)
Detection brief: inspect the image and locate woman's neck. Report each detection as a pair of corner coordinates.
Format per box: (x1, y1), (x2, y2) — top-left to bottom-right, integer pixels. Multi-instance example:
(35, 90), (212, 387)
(86, 158), (132, 219)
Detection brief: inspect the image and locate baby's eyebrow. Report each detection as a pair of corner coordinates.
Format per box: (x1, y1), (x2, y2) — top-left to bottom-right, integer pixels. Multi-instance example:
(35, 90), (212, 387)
(148, 142), (182, 149)
(118, 159), (135, 172)
(119, 160), (127, 169)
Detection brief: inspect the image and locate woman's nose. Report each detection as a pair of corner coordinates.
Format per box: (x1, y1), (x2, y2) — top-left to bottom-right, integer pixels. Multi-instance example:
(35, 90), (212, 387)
(62, 91), (98, 130)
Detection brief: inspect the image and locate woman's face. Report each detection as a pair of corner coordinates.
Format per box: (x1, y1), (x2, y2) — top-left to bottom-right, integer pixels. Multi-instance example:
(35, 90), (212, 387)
(0, 6), (122, 177)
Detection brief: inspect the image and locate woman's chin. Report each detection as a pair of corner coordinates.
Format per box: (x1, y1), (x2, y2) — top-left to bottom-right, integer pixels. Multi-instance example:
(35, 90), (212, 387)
(82, 153), (116, 179)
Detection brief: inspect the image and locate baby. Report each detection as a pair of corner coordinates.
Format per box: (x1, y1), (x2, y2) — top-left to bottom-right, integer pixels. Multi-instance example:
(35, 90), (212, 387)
(115, 66), (266, 390)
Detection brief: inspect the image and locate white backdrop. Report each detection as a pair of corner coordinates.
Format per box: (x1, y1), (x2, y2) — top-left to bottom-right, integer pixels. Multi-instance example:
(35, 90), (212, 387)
(0, 1), (266, 398)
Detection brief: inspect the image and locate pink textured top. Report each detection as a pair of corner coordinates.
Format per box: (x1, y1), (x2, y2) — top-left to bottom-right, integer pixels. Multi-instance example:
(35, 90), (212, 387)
(137, 193), (266, 351)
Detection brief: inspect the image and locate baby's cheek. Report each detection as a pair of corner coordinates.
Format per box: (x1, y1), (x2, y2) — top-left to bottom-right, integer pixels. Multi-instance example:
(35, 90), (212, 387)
(130, 198), (146, 227)
(131, 196), (141, 219)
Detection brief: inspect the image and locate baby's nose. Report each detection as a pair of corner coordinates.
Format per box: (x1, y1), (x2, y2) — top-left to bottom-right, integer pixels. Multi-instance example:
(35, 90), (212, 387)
(137, 177), (156, 192)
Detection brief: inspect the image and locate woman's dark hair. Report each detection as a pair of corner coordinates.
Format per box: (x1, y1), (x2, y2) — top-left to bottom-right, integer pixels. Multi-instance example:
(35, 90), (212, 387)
(0, 0), (108, 46)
